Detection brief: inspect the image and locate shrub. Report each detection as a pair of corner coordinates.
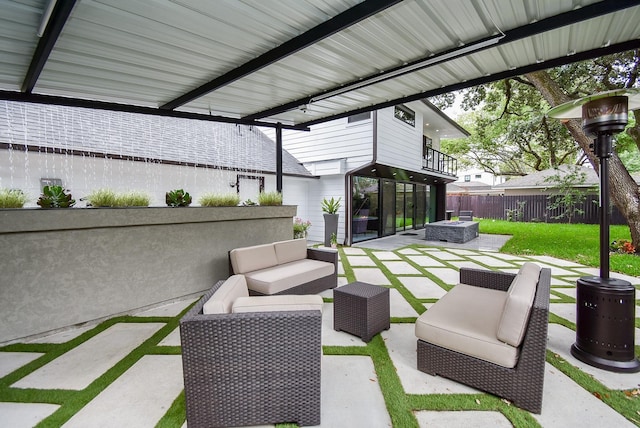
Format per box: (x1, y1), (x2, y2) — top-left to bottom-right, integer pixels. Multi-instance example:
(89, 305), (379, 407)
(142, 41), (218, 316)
(0, 188), (28, 208)
(199, 193), (240, 207)
(321, 197), (341, 214)
(119, 191), (150, 207)
(610, 239), (636, 254)
(258, 191), (283, 206)
(166, 189), (192, 207)
(37, 185), (75, 208)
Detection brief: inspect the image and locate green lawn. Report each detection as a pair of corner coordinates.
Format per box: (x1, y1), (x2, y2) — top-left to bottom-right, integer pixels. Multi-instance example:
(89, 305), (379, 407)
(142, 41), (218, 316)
(477, 219), (640, 278)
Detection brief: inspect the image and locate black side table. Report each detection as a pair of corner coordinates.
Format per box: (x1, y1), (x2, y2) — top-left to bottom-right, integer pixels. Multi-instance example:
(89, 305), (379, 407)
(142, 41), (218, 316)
(333, 282), (390, 342)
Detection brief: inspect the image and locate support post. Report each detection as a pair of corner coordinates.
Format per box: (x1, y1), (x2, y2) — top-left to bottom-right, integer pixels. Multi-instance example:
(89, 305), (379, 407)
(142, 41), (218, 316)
(276, 122), (283, 193)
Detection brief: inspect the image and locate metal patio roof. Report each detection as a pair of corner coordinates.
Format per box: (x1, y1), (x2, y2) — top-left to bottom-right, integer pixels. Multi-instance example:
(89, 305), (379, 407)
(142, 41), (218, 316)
(1, 0), (639, 130)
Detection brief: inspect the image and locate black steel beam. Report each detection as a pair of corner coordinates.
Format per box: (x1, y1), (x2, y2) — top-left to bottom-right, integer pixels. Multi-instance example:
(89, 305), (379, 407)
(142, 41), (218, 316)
(21, 0), (77, 93)
(160, 0), (401, 111)
(0, 91), (309, 131)
(246, 0), (639, 122)
(298, 39), (640, 128)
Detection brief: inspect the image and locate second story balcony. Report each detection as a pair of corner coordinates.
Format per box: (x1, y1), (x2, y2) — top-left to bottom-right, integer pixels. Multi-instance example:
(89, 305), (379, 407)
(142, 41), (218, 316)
(422, 147), (457, 177)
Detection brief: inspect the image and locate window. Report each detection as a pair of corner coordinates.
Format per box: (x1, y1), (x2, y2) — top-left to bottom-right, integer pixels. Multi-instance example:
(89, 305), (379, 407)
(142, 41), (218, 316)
(475, 174), (482, 179)
(347, 112), (371, 123)
(464, 175), (471, 182)
(394, 105), (415, 127)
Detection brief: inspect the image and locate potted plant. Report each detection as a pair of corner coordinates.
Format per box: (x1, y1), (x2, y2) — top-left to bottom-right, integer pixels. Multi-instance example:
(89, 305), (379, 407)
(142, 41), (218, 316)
(321, 197), (341, 247)
(166, 189), (192, 207)
(293, 217), (311, 239)
(37, 185), (75, 208)
(330, 232), (338, 248)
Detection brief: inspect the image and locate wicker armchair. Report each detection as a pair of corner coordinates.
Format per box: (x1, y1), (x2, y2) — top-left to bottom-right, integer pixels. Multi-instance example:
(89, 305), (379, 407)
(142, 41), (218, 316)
(180, 280), (322, 427)
(416, 267), (551, 414)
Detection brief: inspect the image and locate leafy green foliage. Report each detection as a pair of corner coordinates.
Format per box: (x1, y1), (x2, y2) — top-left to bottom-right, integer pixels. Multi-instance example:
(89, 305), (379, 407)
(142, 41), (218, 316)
(37, 185), (75, 208)
(0, 188), (28, 208)
(165, 189), (192, 207)
(257, 191), (283, 206)
(321, 196), (341, 214)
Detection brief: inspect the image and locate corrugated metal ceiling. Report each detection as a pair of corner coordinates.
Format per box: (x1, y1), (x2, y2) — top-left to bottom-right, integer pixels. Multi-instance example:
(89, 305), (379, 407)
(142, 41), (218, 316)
(1, 0), (639, 129)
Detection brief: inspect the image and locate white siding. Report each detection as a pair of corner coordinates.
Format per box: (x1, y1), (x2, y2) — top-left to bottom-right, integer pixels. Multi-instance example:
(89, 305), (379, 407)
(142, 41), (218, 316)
(295, 175), (346, 244)
(264, 118), (374, 172)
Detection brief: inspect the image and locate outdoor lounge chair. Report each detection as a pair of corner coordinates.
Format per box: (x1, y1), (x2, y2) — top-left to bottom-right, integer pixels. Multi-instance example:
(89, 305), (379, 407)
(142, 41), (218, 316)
(180, 278), (322, 427)
(415, 264), (551, 413)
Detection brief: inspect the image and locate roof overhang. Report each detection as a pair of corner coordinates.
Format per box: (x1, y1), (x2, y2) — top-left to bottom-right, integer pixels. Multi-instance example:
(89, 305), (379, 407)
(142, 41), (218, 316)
(1, 0), (639, 129)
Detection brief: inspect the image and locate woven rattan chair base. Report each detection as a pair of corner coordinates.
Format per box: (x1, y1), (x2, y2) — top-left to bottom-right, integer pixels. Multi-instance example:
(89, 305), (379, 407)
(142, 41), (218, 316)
(416, 268), (551, 414)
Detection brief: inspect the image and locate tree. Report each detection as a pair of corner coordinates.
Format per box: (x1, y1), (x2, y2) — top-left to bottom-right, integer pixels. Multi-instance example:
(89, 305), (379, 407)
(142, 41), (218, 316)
(438, 49), (640, 246)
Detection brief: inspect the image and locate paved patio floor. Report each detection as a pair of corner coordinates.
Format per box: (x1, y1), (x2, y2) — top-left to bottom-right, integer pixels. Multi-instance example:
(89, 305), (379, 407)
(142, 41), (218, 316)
(1, 235), (638, 427)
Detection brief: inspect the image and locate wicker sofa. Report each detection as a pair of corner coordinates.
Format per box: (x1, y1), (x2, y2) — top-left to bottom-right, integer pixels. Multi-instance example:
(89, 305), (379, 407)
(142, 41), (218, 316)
(180, 275), (323, 427)
(229, 238), (337, 295)
(415, 263), (551, 413)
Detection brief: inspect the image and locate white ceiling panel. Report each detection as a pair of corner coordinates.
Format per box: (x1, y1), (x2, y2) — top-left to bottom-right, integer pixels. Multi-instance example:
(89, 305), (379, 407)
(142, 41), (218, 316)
(0, 0), (638, 129)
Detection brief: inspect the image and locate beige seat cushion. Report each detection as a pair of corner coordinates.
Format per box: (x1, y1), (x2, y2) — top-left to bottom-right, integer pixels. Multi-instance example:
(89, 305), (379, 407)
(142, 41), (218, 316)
(497, 262), (541, 347)
(415, 283), (520, 368)
(232, 294), (323, 313)
(274, 238), (308, 264)
(244, 259), (335, 295)
(202, 275), (249, 314)
(229, 243), (278, 274)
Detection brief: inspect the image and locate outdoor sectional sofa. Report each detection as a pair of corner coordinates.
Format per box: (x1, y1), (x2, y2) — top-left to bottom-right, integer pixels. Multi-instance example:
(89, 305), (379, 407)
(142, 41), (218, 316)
(229, 238), (337, 295)
(180, 275), (323, 427)
(415, 262), (551, 413)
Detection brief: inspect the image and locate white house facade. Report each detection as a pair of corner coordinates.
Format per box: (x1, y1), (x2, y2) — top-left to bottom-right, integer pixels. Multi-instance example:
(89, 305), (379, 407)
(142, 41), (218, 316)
(267, 100), (468, 245)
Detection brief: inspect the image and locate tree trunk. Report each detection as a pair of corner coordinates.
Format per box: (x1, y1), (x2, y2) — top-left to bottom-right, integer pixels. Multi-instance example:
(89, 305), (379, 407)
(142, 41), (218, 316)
(526, 70), (640, 247)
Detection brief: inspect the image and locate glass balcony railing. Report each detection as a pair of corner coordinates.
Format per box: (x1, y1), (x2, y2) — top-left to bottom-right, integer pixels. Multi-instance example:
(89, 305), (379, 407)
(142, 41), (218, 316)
(422, 147), (457, 177)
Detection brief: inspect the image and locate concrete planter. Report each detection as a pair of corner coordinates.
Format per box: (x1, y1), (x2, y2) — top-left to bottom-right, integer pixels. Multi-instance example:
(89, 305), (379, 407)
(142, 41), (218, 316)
(0, 205), (296, 343)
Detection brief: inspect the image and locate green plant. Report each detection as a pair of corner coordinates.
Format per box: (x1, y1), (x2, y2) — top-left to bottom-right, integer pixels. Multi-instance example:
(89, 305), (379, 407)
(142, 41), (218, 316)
(85, 189), (150, 207)
(258, 191), (283, 206)
(610, 239), (636, 254)
(293, 217), (311, 238)
(199, 193), (240, 207)
(37, 185), (75, 208)
(330, 232), (338, 245)
(166, 189), (192, 207)
(241, 198), (257, 206)
(0, 188), (28, 208)
(321, 197), (341, 214)
(543, 166), (594, 224)
(85, 188), (118, 207)
(119, 191), (150, 207)
(505, 200), (526, 222)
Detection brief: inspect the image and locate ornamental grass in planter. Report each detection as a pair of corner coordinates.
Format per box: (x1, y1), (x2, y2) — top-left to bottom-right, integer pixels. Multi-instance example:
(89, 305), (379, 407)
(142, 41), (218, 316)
(85, 189), (150, 207)
(257, 191), (283, 206)
(0, 188), (28, 208)
(198, 193), (240, 207)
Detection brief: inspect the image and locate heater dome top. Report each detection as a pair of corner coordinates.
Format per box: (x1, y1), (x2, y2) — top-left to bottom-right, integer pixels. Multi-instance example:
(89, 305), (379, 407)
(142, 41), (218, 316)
(547, 88), (640, 120)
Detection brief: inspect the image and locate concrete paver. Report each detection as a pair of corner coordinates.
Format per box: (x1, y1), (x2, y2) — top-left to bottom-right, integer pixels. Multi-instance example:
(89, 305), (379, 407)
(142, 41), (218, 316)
(62, 355), (183, 428)
(135, 298), (199, 317)
(352, 268), (391, 285)
(382, 260), (422, 275)
(346, 255), (378, 266)
(533, 363), (636, 428)
(424, 268), (459, 285)
(404, 255), (446, 267)
(390, 289), (418, 317)
(0, 352), (43, 378)
(321, 355), (392, 428)
(0, 403), (59, 428)
(415, 410), (512, 427)
(465, 255), (518, 268)
(371, 251), (402, 260)
(397, 276), (447, 299)
(13, 323), (164, 390)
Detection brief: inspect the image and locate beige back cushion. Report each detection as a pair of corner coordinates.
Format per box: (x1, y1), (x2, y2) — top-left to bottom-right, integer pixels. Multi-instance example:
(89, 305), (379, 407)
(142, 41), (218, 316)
(232, 294), (323, 313)
(202, 275), (249, 314)
(229, 243), (278, 274)
(274, 238), (308, 264)
(496, 262), (541, 347)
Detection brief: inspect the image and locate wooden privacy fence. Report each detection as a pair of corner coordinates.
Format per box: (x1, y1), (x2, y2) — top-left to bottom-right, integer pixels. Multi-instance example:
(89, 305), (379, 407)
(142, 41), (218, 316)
(446, 194), (627, 225)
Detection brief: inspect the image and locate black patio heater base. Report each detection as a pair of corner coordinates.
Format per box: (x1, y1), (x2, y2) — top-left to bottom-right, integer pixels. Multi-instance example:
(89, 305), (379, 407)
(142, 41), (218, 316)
(572, 276), (640, 373)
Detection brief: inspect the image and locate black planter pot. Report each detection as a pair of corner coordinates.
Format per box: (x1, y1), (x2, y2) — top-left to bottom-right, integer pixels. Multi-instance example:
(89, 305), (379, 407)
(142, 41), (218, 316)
(323, 213), (338, 247)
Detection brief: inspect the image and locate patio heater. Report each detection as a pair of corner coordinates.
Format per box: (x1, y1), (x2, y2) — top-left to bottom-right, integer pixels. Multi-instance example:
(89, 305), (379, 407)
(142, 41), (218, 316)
(548, 89), (640, 373)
